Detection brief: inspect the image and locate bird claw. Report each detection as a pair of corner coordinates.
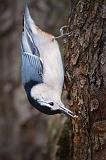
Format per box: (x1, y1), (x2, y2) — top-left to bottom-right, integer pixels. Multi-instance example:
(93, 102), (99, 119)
(55, 25), (72, 42)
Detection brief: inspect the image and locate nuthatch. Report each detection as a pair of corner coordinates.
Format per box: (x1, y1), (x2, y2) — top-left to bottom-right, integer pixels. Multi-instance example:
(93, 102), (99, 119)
(21, 0), (77, 118)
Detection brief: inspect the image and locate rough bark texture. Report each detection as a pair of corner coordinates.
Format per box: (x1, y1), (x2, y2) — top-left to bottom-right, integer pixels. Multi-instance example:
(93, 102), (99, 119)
(56, 0), (106, 160)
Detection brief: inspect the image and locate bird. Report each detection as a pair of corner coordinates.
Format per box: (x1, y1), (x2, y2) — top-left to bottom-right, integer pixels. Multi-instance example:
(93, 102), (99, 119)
(21, 0), (77, 118)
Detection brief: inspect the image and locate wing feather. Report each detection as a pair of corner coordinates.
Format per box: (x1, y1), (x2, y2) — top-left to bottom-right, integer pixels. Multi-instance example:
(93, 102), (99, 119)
(21, 50), (43, 85)
(21, 28), (43, 85)
(21, 0), (44, 85)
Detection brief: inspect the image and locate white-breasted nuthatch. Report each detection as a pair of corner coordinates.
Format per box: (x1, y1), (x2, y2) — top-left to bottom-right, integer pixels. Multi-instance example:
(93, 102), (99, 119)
(21, 0), (77, 118)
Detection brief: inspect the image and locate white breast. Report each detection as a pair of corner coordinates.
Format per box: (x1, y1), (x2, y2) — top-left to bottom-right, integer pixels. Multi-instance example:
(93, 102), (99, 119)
(32, 29), (64, 94)
(41, 39), (64, 94)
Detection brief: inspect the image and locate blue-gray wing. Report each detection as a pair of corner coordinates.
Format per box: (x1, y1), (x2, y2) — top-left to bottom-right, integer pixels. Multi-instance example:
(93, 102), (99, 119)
(21, 32), (43, 85)
(21, 0), (43, 85)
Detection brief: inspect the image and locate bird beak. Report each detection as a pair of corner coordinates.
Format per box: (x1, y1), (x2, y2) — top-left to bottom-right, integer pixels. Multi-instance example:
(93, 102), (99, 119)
(60, 105), (78, 118)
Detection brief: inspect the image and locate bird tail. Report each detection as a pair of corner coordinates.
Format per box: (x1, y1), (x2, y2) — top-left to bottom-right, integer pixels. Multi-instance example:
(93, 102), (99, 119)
(23, 0), (38, 34)
(60, 105), (78, 118)
(24, 0), (31, 22)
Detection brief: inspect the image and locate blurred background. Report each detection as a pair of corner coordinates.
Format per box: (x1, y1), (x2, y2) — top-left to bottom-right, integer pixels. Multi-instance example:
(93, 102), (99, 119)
(0, 0), (71, 160)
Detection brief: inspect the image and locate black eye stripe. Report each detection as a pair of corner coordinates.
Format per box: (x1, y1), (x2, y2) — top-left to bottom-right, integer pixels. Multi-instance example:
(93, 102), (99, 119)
(49, 102), (54, 106)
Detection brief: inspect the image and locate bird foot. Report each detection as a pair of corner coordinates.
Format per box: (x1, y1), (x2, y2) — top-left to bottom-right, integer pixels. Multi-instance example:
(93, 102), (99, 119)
(55, 25), (72, 42)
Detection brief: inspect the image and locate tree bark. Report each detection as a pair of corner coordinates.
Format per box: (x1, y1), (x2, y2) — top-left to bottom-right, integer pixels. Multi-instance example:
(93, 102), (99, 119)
(56, 0), (106, 160)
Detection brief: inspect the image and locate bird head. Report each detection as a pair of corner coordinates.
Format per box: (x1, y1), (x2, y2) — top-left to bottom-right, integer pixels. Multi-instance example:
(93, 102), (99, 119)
(35, 98), (77, 117)
(28, 84), (77, 117)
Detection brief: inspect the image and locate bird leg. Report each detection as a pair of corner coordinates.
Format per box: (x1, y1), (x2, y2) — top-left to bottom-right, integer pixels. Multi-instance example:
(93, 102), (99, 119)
(55, 25), (72, 42)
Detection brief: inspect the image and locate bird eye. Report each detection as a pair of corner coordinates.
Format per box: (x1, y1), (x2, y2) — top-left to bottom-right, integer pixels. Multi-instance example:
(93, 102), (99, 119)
(49, 102), (54, 106)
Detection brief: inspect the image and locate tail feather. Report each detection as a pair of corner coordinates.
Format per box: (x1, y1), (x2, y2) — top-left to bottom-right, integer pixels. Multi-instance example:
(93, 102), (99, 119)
(23, 0), (38, 34)
(24, 0), (31, 21)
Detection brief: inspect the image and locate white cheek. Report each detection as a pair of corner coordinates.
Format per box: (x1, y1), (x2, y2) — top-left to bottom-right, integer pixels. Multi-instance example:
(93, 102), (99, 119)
(30, 86), (40, 99)
(30, 84), (46, 99)
(52, 105), (59, 110)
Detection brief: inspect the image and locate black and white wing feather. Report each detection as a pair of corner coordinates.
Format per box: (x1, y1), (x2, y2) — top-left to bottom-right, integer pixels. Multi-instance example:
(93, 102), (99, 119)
(21, 0), (43, 85)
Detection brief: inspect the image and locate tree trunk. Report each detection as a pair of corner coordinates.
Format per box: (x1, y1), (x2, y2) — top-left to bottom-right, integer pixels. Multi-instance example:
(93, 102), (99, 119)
(56, 0), (106, 160)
